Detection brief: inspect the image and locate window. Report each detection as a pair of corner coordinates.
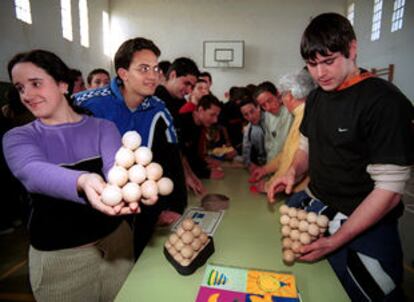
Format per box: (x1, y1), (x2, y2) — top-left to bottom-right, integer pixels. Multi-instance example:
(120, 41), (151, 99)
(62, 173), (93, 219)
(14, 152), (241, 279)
(61, 0), (73, 41)
(79, 0), (89, 47)
(391, 0), (405, 32)
(370, 0), (383, 41)
(103, 11), (111, 56)
(347, 3), (355, 25)
(14, 0), (32, 24)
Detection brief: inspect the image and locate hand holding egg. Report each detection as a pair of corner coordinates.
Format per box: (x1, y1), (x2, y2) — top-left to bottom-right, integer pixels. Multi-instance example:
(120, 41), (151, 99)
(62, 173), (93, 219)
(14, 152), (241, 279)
(100, 131), (174, 208)
(278, 204), (330, 265)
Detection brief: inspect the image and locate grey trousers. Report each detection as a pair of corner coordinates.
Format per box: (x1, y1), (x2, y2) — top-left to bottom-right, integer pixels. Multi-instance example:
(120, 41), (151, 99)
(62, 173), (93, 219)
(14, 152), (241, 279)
(29, 221), (134, 302)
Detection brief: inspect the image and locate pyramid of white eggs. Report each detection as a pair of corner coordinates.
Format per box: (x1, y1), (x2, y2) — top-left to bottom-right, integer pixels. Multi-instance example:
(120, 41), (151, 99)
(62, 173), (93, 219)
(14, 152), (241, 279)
(101, 131), (174, 206)
(164, 218), (210, 267)
(279, 204), (329, 264)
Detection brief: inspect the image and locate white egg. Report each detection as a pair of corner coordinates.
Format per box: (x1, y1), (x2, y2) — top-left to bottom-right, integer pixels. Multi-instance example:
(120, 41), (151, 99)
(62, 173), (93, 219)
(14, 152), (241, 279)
(180, 246), (194, 259)
(122, 182), (141, 203)
(307, 212), (318, 224)
(140, 180), (158, 199)
(181, 231), (194, 244)
(134, 147), (153, 166)
(281, 225), (291, 237)
(297, 209), (308, 221)
(288, 217), (299, 229)
(180, 258), (191, 267)
(298, 220), (309, 232)
(288, 207), (298, 218)
(291, 241), (302, 253)
(122, 131), (141, 150)
(167, 246), (178, 256)
(169, 233), (179, 245)
(191, 224), (202, 237)
(174, 239), (184, 251)
(101, 185), (123, 206)
(316, 215), (329, 228)
(283, 249), (295, 264)
(176, 227), (185, 237)
(181, 218), (195, 231)
(299, 232), (312, 245)
(308, 224), (320, 237)
(107, 166), (129, 187)
(191, 238), (202, 251)
(157, 177), (174, 196)
(279, 204), (289, 215)
(115, 147), (135, 169)
(282, 237), (293, 249)
(289, 229), (301, 241)
(128, 164), (147, 184)
(145, 162), (163, 181)
(199, 233), (208, 244)
(280, 214), (290, 225)
(173, 252), (184, 263)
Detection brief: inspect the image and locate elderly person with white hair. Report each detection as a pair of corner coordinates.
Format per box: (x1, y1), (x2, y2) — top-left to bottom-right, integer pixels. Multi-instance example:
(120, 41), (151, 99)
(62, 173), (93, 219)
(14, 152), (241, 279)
(252, 69), (316, 194)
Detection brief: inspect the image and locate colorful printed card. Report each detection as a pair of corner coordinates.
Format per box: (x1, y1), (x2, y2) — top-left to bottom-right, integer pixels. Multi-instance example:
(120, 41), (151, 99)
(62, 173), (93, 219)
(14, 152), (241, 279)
(196, 264), (300, 302)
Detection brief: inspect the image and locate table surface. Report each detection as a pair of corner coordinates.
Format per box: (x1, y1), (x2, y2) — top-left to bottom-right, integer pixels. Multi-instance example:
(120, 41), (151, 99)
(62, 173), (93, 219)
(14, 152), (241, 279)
(115, 168), (350, 302)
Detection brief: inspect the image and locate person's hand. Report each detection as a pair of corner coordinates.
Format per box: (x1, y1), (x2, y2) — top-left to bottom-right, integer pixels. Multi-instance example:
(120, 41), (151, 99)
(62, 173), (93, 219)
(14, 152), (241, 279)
(251, 167), (267, 181)
(266, 173), (295, 203)
(77, 173), (139, 216)
(206, 157), (221, 168)
(224, 149), (237, 160)
(210, 168), (224, 180)
(298, 236), (338, 262)
(157, 210), (181, 226)
(248, 163), (258, 174)
(186, 174), (207, 195)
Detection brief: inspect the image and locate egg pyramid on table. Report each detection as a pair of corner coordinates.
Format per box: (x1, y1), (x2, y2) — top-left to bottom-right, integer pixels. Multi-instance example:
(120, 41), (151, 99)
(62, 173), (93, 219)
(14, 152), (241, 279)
(164, 218), (215, 275)
(101, 131), (174, 206)
(279, 204), (329, 264)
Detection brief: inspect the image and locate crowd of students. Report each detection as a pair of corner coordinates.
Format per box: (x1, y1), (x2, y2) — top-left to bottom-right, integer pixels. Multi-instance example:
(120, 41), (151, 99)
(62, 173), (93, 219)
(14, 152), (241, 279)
(1, 12), (413, 302)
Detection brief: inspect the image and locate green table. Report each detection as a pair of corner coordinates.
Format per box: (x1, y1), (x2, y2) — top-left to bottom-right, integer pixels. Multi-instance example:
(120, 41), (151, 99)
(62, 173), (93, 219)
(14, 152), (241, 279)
(115, 168), (350, 301)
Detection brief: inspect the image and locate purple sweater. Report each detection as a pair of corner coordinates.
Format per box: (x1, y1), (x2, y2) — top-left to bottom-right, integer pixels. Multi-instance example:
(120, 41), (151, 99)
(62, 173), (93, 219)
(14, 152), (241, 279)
(2, 115), (123, 250)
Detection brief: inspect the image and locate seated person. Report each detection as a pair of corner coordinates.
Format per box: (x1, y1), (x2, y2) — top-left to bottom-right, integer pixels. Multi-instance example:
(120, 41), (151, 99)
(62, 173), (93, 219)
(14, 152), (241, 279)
(179, 79), (209, 114)
(252, 81), (293, 173)
(158, 60), (171, 85)
(176, 94), (224, 180)
(155, 57), (199, 121)
(220, 86), (250, 154)
(69, 68), (86, 93)
(239, 97), (266, 171)
(252, 69), (316, 192)
(87, 68), (110, 89)
(199, 71), (212, 91)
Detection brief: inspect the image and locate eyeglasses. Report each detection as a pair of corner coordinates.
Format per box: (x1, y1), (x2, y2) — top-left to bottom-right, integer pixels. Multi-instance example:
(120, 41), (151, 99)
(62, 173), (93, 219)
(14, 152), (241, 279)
(135, 65), (161, 74)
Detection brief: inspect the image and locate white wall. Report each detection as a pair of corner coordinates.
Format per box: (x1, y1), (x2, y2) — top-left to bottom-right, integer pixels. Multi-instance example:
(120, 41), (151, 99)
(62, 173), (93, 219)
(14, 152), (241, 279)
(109, 0), (345, 99)
(352, 0), (414, 102)
(0, 0), (111, 83)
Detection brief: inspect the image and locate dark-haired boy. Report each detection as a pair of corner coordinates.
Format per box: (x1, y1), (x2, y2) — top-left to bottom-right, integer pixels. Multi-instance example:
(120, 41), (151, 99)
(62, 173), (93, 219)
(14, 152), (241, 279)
(155, 57), (207, 194)
(268, 13), (413, 301)
(74, 37), (187, 259)
(239, 97), (266, 169)
(253, 81), (293, 163)
(176, 94), (224, 180)
(155, 57), (199, 121)
(87, 68), (110, 89)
